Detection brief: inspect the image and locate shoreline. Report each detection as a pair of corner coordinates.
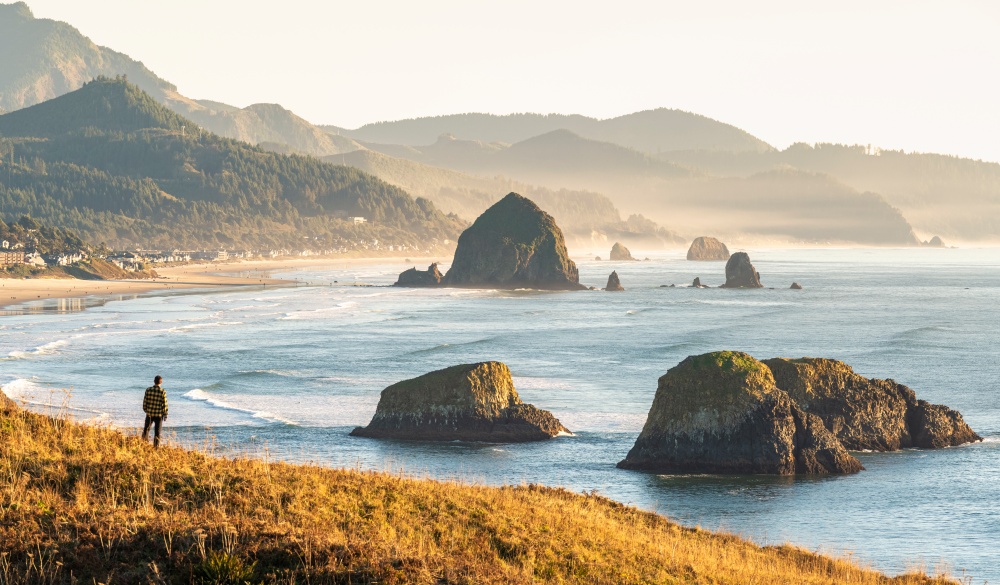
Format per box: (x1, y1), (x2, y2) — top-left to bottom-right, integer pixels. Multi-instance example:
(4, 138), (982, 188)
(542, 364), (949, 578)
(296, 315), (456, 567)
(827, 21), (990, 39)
(0, 255), (443, 311)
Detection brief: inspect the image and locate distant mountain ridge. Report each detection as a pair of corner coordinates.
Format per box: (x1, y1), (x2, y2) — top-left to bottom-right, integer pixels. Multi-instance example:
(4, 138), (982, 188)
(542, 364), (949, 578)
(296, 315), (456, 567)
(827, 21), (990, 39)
(327, 109), (774, 154)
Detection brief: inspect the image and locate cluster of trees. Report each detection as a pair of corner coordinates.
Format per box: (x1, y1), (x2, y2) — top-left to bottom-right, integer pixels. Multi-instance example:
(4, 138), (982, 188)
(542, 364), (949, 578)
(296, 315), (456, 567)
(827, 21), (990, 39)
(0, 78), (465, 249)
(0, 214), (90, 254)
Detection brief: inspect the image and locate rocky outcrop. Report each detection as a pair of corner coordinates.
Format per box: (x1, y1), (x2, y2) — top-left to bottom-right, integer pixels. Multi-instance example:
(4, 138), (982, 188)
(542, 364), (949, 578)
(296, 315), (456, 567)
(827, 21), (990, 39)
(442, 193), (585, 290)
(618, 352), (862, 475)
(922, 236), (946, 247)
(605, 271), (624, 291)
(692, 277), (706, 288)
(764, 358), (981, 450)
(394, 263), (443, 287)
(721, 252), (763, 288)
(609, 242), (635, 261)
(790, 282), (803, 290)
(350, 362), (569, 442)
(686, 237), (731, 261)
(0, 389), (15, 412)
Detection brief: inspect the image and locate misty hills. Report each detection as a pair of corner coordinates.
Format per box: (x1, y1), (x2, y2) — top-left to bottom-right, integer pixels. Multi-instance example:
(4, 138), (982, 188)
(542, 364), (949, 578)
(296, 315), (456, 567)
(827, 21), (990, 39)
(0, 78), (463, 249)
(326, 109), (774, 154)
(0, 3), (359, 157)
(332, 149), (683, 247)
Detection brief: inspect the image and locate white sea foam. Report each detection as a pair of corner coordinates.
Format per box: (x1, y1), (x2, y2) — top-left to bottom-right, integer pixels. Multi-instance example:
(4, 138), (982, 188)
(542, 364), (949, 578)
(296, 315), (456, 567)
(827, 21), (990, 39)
(279, 302), (358, 320)
(6, 339), (69, 360)
(183, 388), (298, 425)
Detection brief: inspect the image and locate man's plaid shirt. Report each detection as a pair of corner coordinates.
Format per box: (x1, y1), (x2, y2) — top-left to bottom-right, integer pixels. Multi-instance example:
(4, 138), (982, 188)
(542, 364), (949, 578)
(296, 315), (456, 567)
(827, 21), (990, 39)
(142, 385), (168, 417)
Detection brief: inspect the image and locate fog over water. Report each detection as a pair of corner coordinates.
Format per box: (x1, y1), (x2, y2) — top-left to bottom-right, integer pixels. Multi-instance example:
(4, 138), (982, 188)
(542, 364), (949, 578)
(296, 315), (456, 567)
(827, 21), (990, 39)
(1, 248), (998, 580)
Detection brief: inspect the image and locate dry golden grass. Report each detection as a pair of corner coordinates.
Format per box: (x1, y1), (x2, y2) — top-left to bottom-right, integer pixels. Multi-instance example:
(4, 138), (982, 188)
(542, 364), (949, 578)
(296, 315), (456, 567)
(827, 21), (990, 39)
(0, 403), (957, 585)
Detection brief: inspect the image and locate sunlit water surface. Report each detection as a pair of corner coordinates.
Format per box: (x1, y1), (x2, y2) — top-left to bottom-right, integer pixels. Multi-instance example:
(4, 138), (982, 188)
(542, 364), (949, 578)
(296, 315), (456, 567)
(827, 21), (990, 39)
(2, 248), (998, 580)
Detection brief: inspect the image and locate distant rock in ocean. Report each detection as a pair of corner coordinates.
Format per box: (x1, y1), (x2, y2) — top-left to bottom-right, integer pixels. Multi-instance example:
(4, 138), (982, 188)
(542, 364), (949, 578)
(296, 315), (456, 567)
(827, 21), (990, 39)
(609, 242), (636, 261)
(350, 362), (569, 442)
(605, 271), (624, 291)
(618, 352), (862, 475)
(393, 263), (443, 287)
(594, 255), (602, 261)
(442, 192), (585, 290)
(686, 237), (731, 261)
(721, 252), (763, 288)
(922, 236), (946, 247)
(692, 277), (706, 288)
(765, 358), (981, 450)
(790, 282), (803, 289)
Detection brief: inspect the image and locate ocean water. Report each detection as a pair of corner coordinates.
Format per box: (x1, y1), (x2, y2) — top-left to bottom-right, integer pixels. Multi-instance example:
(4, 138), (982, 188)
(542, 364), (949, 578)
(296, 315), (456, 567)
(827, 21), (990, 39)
(1, 248), (998, 580)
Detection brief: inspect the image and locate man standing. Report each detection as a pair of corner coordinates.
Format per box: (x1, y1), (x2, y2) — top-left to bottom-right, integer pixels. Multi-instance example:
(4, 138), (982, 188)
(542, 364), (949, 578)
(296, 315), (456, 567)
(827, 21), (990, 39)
(142, 375), (168, 448)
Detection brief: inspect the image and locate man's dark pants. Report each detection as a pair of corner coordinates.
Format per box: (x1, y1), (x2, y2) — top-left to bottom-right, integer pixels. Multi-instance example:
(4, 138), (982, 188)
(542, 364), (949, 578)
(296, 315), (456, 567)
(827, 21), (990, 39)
(142, 415), (163, 447)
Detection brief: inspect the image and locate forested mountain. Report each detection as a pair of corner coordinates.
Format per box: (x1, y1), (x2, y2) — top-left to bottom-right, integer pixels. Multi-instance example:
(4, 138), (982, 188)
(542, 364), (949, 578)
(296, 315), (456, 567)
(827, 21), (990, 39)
(0, 78), (463, 249)
(328, 109), (774, 154)
(332, 149), (684, 247)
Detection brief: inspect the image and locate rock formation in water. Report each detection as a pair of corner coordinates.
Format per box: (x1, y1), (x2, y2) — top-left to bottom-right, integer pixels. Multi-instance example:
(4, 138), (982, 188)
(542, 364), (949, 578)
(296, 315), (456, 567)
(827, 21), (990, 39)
(764, 358), (980, 450)
(394, 263), (443, 287)
(442, 193), (585, 290)
(686, 236), (731, 261)
(790, 282), (803, 289)
(618, 352), (862, 475)
(922, 236), (946, 247)
(350, 361), (569, 442)
(721, 252), (763, 288)
(605, 271), (624, 291)
(609, 242), (636, 261)
(692, 277), (706, 288)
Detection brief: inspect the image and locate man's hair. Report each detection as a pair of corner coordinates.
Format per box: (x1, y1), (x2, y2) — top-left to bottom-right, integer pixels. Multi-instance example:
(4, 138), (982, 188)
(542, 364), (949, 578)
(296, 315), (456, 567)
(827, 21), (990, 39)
(154, 375), (163, 385)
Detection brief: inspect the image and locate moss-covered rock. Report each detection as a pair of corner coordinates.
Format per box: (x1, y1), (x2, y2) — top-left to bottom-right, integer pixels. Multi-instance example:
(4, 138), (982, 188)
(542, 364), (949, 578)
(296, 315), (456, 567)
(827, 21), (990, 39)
(618, 352), (862, 475)
(609, 242), (635, 261)
(686, 237), (730, 261)
(350, 362), (569, 442)
(764, 357), (981, 450)
(394, 263), (443, 287)
(442, 193), (585, 290)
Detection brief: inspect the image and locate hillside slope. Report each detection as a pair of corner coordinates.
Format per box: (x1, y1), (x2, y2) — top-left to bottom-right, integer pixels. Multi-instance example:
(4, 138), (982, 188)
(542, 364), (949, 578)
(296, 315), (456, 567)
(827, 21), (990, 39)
(0, 78), (463, 249)
(0, 399), (957, 584)
(0, 3), (354, 156)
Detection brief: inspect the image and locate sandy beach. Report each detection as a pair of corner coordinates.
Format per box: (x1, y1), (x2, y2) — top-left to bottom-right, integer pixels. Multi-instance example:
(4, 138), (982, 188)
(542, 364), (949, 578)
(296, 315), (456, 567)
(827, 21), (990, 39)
(0, 256), (440, 311)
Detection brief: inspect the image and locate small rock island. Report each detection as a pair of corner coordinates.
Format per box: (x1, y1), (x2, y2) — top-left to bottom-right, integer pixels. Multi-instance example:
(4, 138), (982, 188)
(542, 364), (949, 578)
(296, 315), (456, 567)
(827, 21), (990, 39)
(686, 236), (731, 261)
(393, 263), (443, 287)
(605, 271), (624, 291)
(721, 252), (763, 288)
(609, 242), (636, 261)
(439, 192), (586, 290)
(350, 361), (569, 442)
(618, 351), (862, 475)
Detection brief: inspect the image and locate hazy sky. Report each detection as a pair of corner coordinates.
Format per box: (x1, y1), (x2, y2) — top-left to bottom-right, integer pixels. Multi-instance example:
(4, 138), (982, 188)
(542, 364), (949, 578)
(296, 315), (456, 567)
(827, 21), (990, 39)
(24, 1), (1000, 161)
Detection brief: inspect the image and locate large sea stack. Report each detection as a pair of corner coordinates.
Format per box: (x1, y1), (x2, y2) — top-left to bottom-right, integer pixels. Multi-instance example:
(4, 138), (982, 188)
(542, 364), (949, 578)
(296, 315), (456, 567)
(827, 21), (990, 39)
(350, 362), (569, 442)
(686, 237), (731, 261)
(442, 193), (585, 290)
(609, 242), (635, 261)
(618, 352), (862, 475)
(764, 358), (981, 450)
(721, 252), (763, 288)
(394, 263), (443, 287)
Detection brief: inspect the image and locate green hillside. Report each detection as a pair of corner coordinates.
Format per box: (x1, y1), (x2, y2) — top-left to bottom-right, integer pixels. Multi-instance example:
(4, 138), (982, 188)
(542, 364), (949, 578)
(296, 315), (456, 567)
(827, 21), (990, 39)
(0, 78), (463, 249)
